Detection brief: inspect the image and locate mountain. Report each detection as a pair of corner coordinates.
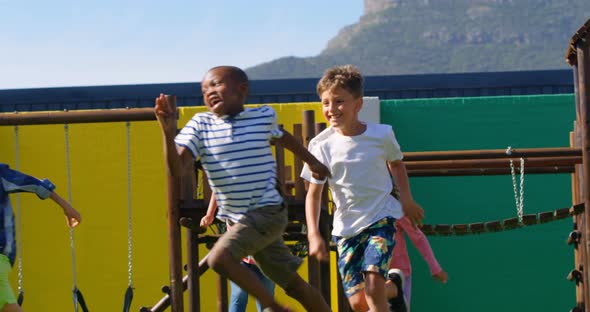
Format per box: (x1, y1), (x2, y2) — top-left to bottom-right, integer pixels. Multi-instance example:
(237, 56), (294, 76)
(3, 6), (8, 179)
(246, 0), (590, 79)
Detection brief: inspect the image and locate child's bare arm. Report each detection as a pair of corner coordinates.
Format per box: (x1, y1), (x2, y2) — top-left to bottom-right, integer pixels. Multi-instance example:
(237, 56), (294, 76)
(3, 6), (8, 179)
(305, 182), (329, 262)
(273, 130), (330, 180)
(155, 94), (193, 176)
(388, 160), (424, 227)
(399, 217), (445, 279)
(49, 191), (81, 227)
(200, 195), (217, 227)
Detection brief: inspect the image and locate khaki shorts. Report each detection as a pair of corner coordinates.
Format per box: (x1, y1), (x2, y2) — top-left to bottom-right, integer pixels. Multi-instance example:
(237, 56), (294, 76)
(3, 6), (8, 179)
(213, 205), (303, 289)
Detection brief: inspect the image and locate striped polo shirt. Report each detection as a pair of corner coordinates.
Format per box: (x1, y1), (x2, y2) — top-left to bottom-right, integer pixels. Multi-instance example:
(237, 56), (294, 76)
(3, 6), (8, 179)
(175, 106), (284, 223)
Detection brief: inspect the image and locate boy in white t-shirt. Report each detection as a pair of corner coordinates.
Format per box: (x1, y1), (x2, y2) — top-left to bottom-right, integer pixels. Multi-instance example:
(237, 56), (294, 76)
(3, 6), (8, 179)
(301, 65), (424, 312)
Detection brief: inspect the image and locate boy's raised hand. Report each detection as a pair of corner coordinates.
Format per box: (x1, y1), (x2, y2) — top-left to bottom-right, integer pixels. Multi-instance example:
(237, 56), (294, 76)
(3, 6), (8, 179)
(155, 93), (177, 135)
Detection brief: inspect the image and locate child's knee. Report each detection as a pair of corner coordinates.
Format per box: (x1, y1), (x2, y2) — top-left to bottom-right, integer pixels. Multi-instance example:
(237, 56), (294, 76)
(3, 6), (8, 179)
(206, 247), (231, 272)
(348, 293), (368, 312)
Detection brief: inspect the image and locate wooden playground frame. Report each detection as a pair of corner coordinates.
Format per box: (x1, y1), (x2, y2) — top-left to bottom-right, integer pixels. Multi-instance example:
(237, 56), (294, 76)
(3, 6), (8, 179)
(0, 18), (588, 312)
(145, 18), (590, 312)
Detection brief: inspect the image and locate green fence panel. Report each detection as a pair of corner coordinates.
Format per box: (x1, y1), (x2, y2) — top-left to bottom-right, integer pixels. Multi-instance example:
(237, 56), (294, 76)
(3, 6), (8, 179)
(380, 94), (576, 312)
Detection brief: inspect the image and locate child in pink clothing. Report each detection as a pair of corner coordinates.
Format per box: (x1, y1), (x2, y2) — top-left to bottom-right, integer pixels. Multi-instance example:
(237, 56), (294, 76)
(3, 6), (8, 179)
(389, 216), (448, 311)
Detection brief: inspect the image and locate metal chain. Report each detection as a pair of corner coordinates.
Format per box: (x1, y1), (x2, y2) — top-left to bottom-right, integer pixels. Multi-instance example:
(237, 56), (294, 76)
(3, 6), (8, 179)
(518, 158), (525, 222)
(65, 124), (79, 312)
(14, 125), (24, 295)
(126, 121), (133, 288)
(509, 157), (525, 223)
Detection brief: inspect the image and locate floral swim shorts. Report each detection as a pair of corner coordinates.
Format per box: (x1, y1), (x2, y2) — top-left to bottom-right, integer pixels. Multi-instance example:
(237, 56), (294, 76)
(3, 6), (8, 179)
(332, 217), (397, 297)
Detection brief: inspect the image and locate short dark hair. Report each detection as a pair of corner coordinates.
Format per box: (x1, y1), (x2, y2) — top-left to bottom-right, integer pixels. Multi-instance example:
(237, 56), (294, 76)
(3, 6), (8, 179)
(209, 65), (249, 85)
(317, 65), (363, 99)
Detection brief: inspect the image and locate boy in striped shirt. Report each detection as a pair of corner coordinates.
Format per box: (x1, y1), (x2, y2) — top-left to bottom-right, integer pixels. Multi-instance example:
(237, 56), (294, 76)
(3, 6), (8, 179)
(155, 66), (331, 312)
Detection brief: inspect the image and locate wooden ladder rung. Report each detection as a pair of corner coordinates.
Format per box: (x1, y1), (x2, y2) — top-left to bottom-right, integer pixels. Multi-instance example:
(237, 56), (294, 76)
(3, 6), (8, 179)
(571, 203), (585, 215)
(503, 217), (520, 230)
(522, 214), (538, 226)
(539, 211), (554, 223)
(469, 223), (486, 234)
(420, 224), (435, 235)
(434, 224), (452, 236)
(451, 224), (469, 235)
(554, 208), (571, 220)
(485, 220), (503, 232)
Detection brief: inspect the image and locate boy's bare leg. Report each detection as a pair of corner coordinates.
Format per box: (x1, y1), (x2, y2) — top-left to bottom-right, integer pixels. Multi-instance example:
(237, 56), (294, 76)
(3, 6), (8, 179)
(1, 304), (22, 312)
(207, 248), (282, 310)
(364, 272), (388, 312)
(347, 275), (399, 312)
(284, 274), (331, 312)
(384, 279), (399, 299)
(348, 291), (368, 312)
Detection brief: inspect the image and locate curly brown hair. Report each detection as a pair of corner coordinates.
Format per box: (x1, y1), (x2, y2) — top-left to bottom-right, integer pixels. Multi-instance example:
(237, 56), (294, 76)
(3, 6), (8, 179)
(316, 65), (364, 99)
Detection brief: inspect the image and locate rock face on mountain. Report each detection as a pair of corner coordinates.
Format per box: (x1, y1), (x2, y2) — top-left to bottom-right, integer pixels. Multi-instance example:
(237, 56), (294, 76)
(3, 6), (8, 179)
(246, 0), (589, 79)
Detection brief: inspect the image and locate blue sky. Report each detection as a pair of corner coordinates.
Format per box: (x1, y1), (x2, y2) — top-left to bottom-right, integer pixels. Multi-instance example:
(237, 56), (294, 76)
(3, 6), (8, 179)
(1, 0), (363, 89)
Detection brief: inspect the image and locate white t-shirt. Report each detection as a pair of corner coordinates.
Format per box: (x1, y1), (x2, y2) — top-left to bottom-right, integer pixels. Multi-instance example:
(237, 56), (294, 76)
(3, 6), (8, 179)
(300, 123), (404, 238)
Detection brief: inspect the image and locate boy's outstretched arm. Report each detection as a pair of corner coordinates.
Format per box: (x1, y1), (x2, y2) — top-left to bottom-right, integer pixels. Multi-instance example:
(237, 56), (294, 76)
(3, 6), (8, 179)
(305, 182), (330, 262)
(388, 160), (424, 227)
(49, 191), (81, 227)
(1, 164), (81, 227)
(155, 94), (193, 176)
(273, 130), (330, 180)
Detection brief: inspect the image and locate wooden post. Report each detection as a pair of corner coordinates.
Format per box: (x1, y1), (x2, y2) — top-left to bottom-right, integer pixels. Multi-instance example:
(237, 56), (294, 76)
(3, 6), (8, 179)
(571, 128), (585, 308)
(577, 39), (590, 311)
(217, 276), (228, 312)
(302, 111), (322, 292)
(182, 162), (200, 312)
(276, 125), (287, 196)
(163, 95), (184, 312)
(186, 229), (200, 312)
(293, 124), (305, 201)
